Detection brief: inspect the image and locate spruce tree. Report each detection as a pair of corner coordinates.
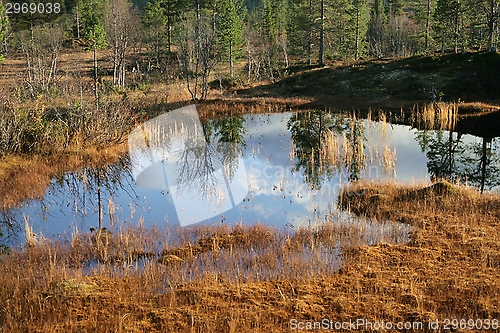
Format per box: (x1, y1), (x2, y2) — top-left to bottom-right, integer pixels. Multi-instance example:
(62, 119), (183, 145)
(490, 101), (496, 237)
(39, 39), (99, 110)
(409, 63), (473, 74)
(142, 0), (168, 65)
(216, 0), (245, 77)
(80, 0), (107, 109)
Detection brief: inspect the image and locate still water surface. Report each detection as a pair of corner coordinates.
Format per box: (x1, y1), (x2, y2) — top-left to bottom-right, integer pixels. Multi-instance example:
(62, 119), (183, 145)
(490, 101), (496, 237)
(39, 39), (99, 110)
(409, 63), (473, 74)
(3, 110), (498, 246)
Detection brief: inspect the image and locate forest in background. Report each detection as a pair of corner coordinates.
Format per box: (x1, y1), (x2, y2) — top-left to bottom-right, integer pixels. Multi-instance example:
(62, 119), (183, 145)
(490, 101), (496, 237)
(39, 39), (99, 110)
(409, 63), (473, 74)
(0, 0), (499, 101)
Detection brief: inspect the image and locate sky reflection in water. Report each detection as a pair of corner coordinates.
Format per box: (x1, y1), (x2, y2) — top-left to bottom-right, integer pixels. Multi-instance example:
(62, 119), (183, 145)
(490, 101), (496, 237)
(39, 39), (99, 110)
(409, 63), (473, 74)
(6, 111), (445, 244)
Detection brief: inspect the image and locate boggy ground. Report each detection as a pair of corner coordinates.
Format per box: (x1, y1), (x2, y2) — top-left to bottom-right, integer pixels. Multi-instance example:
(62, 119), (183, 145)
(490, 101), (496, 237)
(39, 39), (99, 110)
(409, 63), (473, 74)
(0, 181), (499, 332)
(1, 50), (500, 332)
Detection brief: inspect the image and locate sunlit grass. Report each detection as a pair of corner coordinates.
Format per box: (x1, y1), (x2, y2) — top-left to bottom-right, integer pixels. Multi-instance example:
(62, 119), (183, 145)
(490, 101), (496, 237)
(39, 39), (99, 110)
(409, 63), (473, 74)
(1, 180), (500, 332)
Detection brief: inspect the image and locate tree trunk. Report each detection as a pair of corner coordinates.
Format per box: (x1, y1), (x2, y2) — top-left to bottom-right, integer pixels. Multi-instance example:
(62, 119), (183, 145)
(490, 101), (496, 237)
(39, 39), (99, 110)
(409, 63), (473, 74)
(425, 0), (431, 50)
(355, 4), (360, 60)
(281, 37), (289, 68)
(230, 41), (233, 77)
(308, 0), (312, 65)
(194, 1), (201, 100)
(156, 30), (160, 67)
(113, 42), (118, 85)
(167, 0), (172, 53)
(319, 0), (325, 65)
(168, 24), (172, 53)
(97, 168), (103, 230)
(480, 138), (487, 194)
(76, 5), (80, 39)
(94, 44), (99, 111)
(121, 45), (126, 86)
(488, 0), (495, 51)
(247, 40), (252, 82)
(454, 13), (459, 53)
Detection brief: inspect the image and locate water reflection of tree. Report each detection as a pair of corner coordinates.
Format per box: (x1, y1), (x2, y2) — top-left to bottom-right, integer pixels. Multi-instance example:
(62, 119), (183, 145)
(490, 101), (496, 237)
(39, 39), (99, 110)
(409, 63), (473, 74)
(461, 138), (500, 193)
(174, 116), (246, 198)
(52, 156), (134, 230)
(0, 156), (134, 245)
(287, 111), (366, 189)
(204, 116), (246, 179)
(0, 211), (21, 249)
(416, 130), (500, 193)
(415, 130), (464, 181)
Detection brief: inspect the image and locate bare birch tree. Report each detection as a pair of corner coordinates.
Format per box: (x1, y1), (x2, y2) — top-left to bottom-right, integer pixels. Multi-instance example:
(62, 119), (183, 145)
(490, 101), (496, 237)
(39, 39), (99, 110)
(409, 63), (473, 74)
(105, 0), (137, 87)
(16, 23), (64, 96)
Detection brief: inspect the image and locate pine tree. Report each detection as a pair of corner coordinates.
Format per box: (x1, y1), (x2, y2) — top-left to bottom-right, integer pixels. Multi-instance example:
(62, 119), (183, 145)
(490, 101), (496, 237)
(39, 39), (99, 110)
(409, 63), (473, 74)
(470, 0), (500, 51)
(433, 0), (464, 52)
(288, 0), (316, 64)
(387, 0), (405, 15)
(216, 0), (245, 77)
(368, 0), (387, 57)
(408, 0), (436, 52)
(80, 0), (107, 109)
(5, 0), (63, 33)
(350, 0), (369, 59)
(318, 0), (324, 64)
(73, 0), (84, 38)
(424, 0), (435, 50)
(386, 0), (408, 56)
(261, 0), (277, 55)
(162, 0), (185, 52)
(257, 0), (289, 73)
(142, 0), (167, 65)
(321, 0), (369, 60)
(79, 0), (107, 49)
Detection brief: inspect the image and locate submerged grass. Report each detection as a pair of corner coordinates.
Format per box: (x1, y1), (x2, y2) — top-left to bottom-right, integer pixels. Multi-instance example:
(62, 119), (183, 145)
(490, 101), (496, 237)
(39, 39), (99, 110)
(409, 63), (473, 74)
(1, 181), (499, 332)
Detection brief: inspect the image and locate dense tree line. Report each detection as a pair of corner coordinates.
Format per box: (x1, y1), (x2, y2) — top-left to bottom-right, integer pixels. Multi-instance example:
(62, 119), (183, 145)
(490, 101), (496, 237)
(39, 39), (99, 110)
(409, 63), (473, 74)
(0, 0), (499, 96)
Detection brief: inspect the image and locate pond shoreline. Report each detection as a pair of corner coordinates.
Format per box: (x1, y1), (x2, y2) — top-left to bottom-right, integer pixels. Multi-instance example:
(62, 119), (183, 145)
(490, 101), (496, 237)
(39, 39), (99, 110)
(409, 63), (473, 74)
(0, 144), (127, 211)
(2, 97), (500, 211)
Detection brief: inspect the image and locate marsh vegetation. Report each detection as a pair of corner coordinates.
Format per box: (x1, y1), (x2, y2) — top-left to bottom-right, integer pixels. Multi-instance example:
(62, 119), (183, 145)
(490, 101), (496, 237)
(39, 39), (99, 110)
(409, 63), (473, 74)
(1, 11), (500, 329)
(1, 181), (499, 332)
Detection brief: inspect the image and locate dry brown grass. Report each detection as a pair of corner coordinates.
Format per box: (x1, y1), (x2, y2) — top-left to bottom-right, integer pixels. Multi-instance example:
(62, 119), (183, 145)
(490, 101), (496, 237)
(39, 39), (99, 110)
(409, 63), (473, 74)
(457, 102), (500, 115)
(195, 98), (307, 121)
(319, 113), (397, 178)
(1, 181), (499, 332)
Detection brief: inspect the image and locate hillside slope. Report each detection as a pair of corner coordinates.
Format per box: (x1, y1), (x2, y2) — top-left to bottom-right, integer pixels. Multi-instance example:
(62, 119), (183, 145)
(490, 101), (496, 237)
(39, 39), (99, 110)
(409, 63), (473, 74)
(238, 51), (500, 111)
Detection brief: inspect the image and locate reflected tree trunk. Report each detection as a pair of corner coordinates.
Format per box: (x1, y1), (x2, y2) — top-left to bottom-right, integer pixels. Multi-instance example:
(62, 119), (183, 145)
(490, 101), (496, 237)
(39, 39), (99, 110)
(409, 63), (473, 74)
(480, 138), (488, 193)
(97, 168), (103, 230)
